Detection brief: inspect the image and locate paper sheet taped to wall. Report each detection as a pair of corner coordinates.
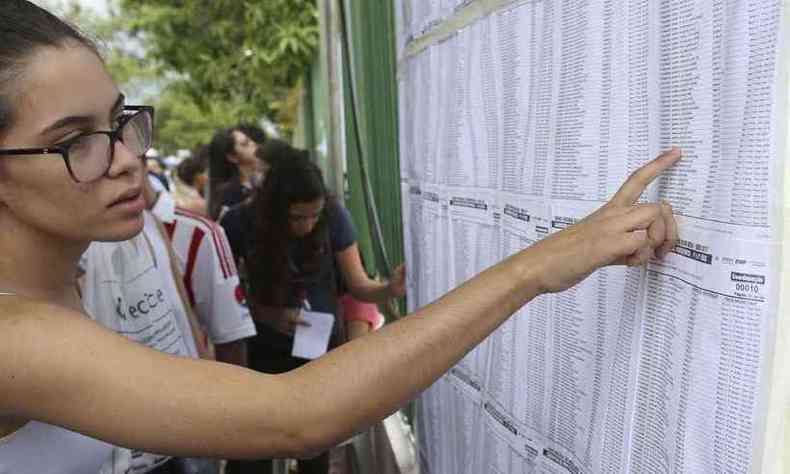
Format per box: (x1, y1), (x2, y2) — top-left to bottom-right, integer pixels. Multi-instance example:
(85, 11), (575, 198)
(397, 1), (785, 473)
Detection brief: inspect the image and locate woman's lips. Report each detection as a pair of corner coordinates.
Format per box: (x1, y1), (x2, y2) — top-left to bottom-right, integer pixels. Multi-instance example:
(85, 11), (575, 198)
(109, 191), (145, 214)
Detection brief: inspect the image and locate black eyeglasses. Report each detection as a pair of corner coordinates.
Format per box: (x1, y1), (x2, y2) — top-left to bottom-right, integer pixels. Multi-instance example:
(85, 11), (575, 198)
(0, 105), (154, 183)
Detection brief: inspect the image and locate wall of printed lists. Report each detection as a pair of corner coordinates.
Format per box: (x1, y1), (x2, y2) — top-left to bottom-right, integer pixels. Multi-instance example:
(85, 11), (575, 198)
(395, 1), (790, 472)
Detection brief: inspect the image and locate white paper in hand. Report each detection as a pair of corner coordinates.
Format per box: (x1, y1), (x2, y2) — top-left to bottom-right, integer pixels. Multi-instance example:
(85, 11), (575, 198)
(292, 311), (335, 360)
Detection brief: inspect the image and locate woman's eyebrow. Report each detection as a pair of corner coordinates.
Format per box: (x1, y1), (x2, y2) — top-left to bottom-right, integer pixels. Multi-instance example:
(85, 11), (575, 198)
(40, 93), (126, 136)
(40, 115), (92, 136)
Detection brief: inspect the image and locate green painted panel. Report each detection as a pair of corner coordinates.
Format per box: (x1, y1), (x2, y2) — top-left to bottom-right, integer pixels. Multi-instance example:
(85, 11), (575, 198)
(341, 0), (405, 297)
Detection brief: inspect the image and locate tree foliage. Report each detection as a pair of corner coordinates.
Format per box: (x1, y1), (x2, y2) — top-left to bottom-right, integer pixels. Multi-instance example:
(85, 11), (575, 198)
(153, 82), (248, 154)
(35, 0), (318, 155)
(119, 0), (319, 123)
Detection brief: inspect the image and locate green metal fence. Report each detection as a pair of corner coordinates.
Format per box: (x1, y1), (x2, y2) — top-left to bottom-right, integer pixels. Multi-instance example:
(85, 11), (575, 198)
(339, 0), (405, 295)
(298, 0), (405, 310)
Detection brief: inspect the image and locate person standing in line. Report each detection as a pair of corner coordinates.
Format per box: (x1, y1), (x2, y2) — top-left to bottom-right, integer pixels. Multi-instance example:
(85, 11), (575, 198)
(150, 178), (256, 368)
(221, 150), (409, 474)
(80, 178), (219, 474)
(208, 127), (263, 220)
(172, 146), (209, 216)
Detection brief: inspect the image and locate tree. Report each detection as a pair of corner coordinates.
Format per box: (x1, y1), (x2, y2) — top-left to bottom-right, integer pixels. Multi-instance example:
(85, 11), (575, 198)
(35, 0), (161, 106)
(119, 0), (319, 123)
(152, 83), (246, 156)
(34, 0), (317, 155)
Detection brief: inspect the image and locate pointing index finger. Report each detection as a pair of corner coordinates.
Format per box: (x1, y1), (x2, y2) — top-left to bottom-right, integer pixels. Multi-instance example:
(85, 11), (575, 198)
(611, 148), (682, 206)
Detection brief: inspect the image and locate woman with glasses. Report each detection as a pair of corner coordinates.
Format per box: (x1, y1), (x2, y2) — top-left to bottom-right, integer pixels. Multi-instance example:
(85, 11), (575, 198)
(220, 148), (407, 474)
(0, 2), (679, 473)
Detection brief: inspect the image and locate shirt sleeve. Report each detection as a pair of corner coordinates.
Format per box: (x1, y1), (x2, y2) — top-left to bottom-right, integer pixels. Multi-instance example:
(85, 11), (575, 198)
(329, 202), (358, 253)
(192, 221), (256, 344)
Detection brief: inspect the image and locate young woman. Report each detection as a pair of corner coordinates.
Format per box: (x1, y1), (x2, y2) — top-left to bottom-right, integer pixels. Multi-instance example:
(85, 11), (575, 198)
(222, 148), (405, 341)
(207, 126), (262, 220)
(0, 2), (679, 473)
(220, 150), (407, 473)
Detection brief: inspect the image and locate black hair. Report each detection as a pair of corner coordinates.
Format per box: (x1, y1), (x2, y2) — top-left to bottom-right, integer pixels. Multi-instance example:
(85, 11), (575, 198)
(208, 127), (239, 182)
(256, 148), (323, 208)
(207, 127), (242, 219)
(247, 151), (332, 306)
(0, 0), (99, 137)
(256, 138), (296, 168)
(236, 123), (267, 146)
(177, 154), (207, 187)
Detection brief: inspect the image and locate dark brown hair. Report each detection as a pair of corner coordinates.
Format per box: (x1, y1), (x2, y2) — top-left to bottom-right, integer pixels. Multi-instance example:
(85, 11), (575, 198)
(246, 149), (332, 307)
(207, 127), (242, 219)
(177, 145), (208, 186)
(0, 0), (99, 137)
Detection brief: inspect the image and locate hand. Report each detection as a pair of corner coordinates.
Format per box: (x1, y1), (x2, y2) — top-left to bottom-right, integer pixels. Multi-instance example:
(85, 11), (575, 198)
(387, 264), (407, 299)
(533, 148), (681, 294)
(270, 308), (311, 336)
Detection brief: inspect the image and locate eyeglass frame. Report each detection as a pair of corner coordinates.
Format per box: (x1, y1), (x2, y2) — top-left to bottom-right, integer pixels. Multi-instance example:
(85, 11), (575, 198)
(0, 105), (155, 183)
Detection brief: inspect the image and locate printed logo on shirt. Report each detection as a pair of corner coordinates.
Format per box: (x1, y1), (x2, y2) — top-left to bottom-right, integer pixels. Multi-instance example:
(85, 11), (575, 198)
(115, 289), (167, 320)
(235, 284), (246, 305)
(83, 239), (190, 358)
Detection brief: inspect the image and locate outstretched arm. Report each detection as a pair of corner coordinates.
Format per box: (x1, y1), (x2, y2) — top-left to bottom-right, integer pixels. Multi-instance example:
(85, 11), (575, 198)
(0, 150), (680, 460)
(336, 244), (402, 303)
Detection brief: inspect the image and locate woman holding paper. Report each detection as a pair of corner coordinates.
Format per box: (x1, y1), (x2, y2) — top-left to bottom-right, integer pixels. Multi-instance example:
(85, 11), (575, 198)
(220, 148), (406, 473)
(220, 148), (406, 361)
(0, 2), (679, 472)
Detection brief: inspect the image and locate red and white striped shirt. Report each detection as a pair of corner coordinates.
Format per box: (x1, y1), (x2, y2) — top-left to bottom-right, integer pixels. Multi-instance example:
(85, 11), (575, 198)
(153, 192), (256, 344)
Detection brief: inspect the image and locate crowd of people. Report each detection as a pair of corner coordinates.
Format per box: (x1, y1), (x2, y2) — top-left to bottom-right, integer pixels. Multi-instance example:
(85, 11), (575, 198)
(0, 2), (681, 474)
(139, 123), (401, 474)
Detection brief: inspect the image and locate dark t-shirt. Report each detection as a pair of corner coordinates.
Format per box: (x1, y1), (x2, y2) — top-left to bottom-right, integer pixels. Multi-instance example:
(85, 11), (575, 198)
(212, 181), (252, 220)
(220, 199), (357, 368)
(221, 199), (357, 315)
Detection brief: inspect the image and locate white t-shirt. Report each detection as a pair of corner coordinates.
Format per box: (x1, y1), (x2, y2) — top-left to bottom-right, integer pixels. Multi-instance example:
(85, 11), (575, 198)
(80, 211), (200, 473)
(80, 220), (197, 358)
(140, 211), (201, 358)
(0, 422), (112, 474)
(152, 192), (255, 344)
